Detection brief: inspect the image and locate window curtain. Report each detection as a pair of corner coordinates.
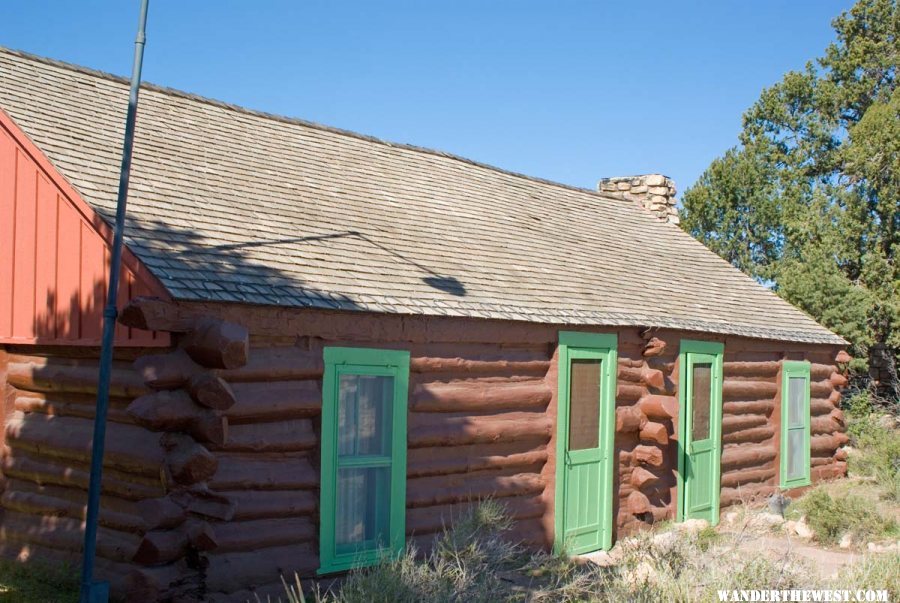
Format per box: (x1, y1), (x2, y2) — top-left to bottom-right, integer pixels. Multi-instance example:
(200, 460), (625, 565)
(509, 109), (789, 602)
(336, 375), (392, 548)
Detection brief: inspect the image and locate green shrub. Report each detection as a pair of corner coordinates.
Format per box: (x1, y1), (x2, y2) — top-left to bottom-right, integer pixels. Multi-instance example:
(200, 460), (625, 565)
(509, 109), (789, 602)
(832, 552), (900, 596)
(798, 488), (897, 544)
(843, 390), (877, 421)
(0, 559), (79, 603)
(695, 525), (721, 552)
(843, 391), (900, 501)
(849, 419), (900, 501)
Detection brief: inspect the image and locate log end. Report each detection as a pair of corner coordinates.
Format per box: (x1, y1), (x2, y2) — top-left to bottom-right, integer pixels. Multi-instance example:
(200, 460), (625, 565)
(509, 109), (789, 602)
(173, 487), (237, 522)
(133, 530), (188, 565)
(188, 373), (237, 410)
(639, 421), (668, 445)
(195, 415), (229, 448)
(829, 408), (845, 426)
(626, 490), (651, 515)
(186, 519), (218, 551)
(615, 407), (645, 433)
(642, 337), (667, 357)
(133, 350), (199, 390)
(640, 394), (677, 420)
(119, 297), (164, 330)
(630, 466), (659, 489)
(136, 497), (188, 531)
(829, 372), (848, 389)
(633, 445), (664, 468)
(183, 319), (250, 370)
(640, 367), (666, 390)
(164, 435), (219, 485)
(120, 297), (194, 333)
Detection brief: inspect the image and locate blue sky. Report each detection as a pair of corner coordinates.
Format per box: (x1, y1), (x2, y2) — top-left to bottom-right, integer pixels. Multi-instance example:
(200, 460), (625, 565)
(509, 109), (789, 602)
(2, 1), (851, 196)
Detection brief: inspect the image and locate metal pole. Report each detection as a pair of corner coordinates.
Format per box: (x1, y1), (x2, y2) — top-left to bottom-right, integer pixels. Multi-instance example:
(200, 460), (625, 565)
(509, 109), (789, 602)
(79, 2), (149, 601)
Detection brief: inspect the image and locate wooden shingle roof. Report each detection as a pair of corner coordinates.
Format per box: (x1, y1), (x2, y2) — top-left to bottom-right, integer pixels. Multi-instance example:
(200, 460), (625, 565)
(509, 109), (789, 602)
(0, 48), (844, 344)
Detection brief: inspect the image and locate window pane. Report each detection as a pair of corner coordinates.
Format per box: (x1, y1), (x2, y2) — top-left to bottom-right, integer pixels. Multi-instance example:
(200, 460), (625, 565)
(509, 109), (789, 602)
(787, 377), (806, 428)
(691, 363), (712, 441)
(568, 359), (601, 451)
(787, 430), (805, 480)
(336, 467), (390, 552)
(338, 374), (393, 457)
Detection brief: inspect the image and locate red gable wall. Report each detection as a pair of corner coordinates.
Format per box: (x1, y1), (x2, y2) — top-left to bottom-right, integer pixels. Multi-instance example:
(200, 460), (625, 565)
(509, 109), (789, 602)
(0, 109), (170, 347)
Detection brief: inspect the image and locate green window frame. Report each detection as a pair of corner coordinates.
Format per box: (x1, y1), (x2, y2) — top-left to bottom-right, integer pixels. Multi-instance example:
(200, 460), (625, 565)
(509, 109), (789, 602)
(318, 347), (409, 574)
(780, 360), (811, 489)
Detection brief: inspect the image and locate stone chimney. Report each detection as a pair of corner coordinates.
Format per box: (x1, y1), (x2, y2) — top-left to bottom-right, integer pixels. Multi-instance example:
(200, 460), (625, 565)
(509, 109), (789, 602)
(598, 174), (679, 225)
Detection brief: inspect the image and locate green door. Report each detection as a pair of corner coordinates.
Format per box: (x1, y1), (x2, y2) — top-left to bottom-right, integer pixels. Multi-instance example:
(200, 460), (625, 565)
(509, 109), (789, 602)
(678, 340), (724, 525)
(554, 332), (617, 554)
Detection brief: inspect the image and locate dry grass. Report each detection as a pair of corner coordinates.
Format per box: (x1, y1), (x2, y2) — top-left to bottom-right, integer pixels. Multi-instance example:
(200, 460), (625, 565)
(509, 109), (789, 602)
(835, 552), (900, 594)
(262, 504), (900, 603)
(314, 499), (527, 603)
(269, 501), (880, 603)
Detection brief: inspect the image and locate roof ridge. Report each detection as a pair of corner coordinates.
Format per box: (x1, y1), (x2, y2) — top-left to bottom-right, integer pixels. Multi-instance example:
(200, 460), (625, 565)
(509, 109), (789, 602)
(0, 45), (617, 200)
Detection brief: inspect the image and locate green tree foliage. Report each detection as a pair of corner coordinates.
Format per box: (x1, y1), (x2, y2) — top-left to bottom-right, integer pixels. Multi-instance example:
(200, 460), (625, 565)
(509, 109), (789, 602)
(682, 0), (899, 377)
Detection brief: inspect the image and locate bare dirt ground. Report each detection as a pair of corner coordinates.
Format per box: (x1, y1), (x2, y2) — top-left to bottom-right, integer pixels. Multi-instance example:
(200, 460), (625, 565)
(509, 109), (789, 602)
(747, 535), (857, 578)
(579, 476), (898, 584)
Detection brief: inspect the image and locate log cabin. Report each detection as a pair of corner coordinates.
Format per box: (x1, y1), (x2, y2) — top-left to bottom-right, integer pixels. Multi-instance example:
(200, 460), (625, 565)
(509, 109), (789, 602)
(0, 48), (850, 601)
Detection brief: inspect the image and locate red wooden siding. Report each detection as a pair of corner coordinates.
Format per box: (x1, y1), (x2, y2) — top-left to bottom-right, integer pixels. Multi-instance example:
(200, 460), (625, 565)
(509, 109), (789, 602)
(0, 109), (171, 346)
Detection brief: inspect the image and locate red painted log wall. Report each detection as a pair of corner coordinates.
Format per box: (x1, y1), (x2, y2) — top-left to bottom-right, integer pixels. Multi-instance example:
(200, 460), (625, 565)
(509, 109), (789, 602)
(0, 299), (849, 602)
(0, 110), (169, 347)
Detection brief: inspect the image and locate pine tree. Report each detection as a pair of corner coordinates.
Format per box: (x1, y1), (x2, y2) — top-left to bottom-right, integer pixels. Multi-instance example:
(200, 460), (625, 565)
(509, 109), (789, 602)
(682, 0), (899, 395)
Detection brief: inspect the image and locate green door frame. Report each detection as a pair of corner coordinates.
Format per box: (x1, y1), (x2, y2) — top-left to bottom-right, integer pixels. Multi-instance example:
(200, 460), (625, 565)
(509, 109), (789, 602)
(554, 331), (617, 554)
(676, 339), (724, 525)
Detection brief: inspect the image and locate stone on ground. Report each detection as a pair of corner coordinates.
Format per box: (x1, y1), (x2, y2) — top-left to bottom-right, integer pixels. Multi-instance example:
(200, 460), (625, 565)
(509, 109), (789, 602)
(652, 531), (678, 548)
(755, 512), (785, 527)
(579, 550), (614, 566)
(674, 518), (709, 533)
(784, 518), (814, 539)
(623, 561), (656, 586)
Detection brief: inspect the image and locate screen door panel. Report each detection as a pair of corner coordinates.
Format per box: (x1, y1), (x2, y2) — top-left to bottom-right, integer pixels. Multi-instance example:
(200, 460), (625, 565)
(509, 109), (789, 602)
(691, 363), (712, 441)
(568, 359), (601, 451)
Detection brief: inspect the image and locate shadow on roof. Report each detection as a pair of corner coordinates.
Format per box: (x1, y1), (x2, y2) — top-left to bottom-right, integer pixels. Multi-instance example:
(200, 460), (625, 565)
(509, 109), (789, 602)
(207, 231), (363, 253)
(422, 275), (466, 297)
(118, 216), (470, 306)
(120, 215), (366, 310)
(352, 232), (468, 297)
